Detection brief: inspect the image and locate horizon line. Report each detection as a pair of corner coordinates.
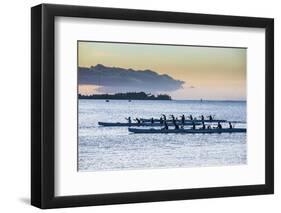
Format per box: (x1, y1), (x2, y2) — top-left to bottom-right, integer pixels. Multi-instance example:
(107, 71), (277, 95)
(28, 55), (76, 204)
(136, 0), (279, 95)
(78, 98), (246, 102)
(78, 93), (246, 102)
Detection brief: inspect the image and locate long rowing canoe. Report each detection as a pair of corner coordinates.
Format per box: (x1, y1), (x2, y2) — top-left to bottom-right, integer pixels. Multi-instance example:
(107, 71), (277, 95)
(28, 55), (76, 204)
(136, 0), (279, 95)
(98, 121), (201, 127)
(139, 118), (226, 123)
(128, 127), (246, 134)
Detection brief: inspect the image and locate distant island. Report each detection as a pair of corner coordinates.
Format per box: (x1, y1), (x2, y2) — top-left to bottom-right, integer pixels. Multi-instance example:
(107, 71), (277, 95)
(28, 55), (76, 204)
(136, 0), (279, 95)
(78, 92), (172, 100)
(78, 64), (184, 93)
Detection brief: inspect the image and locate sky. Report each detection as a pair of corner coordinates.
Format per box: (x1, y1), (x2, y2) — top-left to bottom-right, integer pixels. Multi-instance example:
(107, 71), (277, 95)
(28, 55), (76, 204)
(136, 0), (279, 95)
(78, 41), (246, 100)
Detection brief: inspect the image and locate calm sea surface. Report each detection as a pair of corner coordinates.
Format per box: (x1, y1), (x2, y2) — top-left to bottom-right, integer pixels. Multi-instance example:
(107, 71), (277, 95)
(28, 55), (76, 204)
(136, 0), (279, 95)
(78, 100), (247, 172)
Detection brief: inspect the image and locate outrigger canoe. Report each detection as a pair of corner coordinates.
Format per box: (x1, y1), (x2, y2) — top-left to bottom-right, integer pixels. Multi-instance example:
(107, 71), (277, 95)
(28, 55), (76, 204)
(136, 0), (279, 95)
(98, 121), (201, 127)
(128, 127), (246, 134)
(139, 118), (226, 123)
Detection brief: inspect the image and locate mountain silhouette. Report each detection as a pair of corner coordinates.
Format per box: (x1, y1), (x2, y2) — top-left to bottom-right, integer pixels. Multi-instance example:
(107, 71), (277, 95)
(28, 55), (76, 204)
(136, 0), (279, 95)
(79, 64), (184, 93)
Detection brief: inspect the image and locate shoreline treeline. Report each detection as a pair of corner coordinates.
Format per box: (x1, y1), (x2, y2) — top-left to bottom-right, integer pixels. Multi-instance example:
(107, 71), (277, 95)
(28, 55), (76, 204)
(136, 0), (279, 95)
(78, 92), (172, 100)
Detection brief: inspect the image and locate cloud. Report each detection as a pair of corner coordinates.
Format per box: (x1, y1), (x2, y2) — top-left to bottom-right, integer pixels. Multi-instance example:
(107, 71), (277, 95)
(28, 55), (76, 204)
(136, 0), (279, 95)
(79, 64), (185, 93)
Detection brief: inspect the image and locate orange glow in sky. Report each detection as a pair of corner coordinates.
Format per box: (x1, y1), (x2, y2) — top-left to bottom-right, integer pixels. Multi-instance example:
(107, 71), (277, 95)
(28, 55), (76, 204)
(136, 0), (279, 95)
(78, 41), (246, 100)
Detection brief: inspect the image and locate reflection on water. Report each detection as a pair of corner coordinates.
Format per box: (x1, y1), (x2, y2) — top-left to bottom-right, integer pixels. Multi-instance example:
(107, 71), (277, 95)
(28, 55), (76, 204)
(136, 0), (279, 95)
(78, 100), (247, 172)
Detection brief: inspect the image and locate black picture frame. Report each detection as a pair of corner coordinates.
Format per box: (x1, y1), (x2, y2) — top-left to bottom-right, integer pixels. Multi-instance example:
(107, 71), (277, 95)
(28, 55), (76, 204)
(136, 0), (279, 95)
(31, 3), (274, 209)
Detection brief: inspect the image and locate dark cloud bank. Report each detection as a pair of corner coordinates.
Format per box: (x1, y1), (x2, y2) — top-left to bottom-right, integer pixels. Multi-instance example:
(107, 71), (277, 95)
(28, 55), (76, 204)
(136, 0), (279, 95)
(79, 64), (185, 93)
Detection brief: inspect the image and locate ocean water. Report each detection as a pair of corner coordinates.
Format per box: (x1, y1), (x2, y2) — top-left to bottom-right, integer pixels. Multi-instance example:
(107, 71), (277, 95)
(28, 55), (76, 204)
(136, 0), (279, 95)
(78, 100), (247, 172)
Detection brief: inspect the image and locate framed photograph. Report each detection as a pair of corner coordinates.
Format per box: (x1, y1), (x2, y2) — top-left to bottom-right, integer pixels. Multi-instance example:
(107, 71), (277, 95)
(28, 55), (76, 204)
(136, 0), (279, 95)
(31, 4), (274, 209)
